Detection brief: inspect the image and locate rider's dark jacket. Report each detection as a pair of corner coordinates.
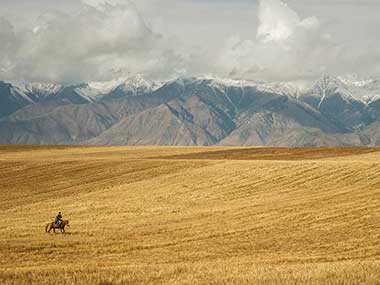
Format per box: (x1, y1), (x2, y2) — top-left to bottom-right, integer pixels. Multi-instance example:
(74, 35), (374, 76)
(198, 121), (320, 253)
(55, 214), (62, 224)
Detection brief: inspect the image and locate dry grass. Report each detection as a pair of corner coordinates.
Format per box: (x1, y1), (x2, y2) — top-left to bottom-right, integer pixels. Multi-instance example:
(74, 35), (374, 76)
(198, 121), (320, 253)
(0, 145), (380, 284)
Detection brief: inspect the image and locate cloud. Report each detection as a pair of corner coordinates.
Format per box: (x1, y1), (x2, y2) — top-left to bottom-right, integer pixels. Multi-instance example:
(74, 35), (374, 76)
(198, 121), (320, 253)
(0, 0), (186, 83)
(257, 0), (301, 42)
(0, 0), (380, 83)
(218, 0), (380, 81)
(82, 0), (129, 10)
(218, 0), (337, 80)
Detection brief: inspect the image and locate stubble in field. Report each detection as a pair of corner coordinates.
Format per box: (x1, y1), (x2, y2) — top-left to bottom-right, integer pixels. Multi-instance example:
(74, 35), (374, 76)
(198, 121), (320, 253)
(0, 146), (379, 284)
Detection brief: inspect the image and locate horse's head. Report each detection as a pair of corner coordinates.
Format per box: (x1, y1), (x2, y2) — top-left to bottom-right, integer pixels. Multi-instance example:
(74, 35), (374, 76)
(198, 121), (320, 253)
(65, 220), (69, 227)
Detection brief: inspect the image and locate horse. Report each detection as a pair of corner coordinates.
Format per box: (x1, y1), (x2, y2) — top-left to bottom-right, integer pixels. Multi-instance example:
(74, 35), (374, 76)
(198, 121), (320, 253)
(45, 220), (69, 234)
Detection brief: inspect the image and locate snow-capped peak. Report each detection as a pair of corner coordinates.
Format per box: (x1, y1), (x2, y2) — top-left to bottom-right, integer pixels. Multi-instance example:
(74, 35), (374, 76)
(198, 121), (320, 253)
(337, 74), (380, 88)
(256, 81), (304, 97)
(197, 75), (307, 97)
(313, 75), (347, 92)
(86, 78), (126, 94)
(305, 75), (360, 105)
(337, 75), (380, 103)
(119, 74), (162, 94)
(74, 78), (125, 102)
(74, 74), (162, 101)
(11, 82), (63, 96)
(28, 83), (63, 95)
(4, 81), (63, 102)
(199, 75), (257, 88)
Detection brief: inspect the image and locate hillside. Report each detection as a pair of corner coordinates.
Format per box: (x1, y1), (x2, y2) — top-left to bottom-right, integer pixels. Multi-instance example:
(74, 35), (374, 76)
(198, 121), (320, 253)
(1, 75), (380, 147)
(0, 146), (380, 284)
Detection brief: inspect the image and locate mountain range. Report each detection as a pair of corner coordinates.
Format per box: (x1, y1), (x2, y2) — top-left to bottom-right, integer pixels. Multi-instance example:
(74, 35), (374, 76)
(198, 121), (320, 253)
(1, 74), (380, 147)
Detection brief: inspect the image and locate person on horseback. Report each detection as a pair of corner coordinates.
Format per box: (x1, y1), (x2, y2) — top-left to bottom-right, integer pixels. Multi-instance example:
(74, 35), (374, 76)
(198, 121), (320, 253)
(55, 212), (63, 227)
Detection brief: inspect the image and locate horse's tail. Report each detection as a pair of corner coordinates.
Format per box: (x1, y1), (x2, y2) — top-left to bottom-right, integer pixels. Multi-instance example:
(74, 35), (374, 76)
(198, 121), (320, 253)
(45, 223), (50, 233)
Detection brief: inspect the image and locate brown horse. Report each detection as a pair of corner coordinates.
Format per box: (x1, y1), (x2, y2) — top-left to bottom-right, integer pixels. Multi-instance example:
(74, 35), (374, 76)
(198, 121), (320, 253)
(45, 220), (69, 234)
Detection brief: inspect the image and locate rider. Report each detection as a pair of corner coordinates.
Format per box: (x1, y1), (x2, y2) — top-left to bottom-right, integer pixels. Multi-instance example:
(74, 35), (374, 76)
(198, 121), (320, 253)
(55, 212), (63, 226)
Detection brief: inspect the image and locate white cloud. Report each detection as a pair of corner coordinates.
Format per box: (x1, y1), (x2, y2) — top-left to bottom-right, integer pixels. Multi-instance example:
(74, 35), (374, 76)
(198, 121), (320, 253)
(257, 0), (301, 42)
(0, 18), (20, 74)
(0, 0), (186, 83)
(217, 0), (346, 80)
(82, 0), (129, 10)
(0, 0), (380, 83)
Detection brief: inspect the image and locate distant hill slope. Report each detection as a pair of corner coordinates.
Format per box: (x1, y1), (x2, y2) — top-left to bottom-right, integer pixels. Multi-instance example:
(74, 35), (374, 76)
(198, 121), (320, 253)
(1, 75), (380, 146)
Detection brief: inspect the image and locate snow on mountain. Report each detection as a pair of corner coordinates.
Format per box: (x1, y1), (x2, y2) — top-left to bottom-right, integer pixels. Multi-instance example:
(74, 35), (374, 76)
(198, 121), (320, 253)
(256, 81), (305, 97)
(3, 74), (380, 106)
(338, 75), (380, 104)
(74, 79), (124, 102)
(11, 82), (63, 100)
(301, 75), (363, 107)
(74, 74), (163, 101)
(368, 95), (380, 105)
(4, 74), (380, 146)
(9, 86), (34, 103)
(295, 75), (371, 130)
(0, 81), (35, 118)
(2, 74), (163, 105)
(193, 75), (311, 98)
(24, 83), (63, 96)
(118, 74), (162, 95)
(338, 74), (367, 87)
(201, 76), (257, 88)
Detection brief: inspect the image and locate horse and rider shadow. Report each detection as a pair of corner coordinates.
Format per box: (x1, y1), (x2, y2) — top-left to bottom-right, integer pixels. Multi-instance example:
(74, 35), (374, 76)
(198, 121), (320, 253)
(45, 211), (70, 234)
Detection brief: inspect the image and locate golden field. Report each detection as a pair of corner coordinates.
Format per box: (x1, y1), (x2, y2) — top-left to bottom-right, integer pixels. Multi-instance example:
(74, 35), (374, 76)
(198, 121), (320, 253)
(0, 145), (380, 284)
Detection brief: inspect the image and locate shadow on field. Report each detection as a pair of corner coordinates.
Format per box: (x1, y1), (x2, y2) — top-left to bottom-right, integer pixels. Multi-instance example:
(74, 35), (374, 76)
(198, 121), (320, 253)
(151, 147), (380, 161)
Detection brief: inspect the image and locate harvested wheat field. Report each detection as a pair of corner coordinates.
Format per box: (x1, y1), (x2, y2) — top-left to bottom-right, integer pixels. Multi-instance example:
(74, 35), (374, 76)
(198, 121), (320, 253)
(1, 145), (380, 284)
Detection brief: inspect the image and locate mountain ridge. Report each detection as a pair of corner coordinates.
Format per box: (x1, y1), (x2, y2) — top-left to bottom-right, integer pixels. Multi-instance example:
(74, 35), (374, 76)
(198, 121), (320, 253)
(1, 74), (380, 146)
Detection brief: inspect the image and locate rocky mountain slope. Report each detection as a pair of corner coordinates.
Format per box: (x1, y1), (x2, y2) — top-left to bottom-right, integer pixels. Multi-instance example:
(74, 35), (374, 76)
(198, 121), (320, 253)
(1, 75), (380, 146)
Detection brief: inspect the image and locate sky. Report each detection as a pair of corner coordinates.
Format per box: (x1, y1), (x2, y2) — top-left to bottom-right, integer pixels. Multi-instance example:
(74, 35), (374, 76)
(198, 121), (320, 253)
(0, 0), (379, 83)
